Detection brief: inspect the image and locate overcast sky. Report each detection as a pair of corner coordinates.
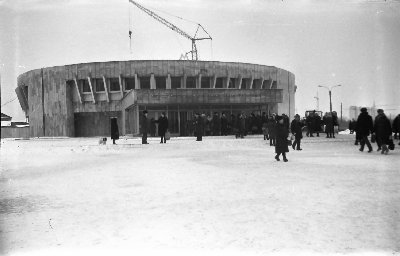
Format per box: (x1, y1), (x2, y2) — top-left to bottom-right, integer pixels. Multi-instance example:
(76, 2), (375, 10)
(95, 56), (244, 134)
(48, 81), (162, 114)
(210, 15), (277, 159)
(1, 0), (399, 121)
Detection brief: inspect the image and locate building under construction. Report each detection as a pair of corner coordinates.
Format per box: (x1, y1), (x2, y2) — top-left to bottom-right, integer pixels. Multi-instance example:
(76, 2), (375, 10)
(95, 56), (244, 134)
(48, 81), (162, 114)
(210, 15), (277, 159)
(16, 60), (295, 137)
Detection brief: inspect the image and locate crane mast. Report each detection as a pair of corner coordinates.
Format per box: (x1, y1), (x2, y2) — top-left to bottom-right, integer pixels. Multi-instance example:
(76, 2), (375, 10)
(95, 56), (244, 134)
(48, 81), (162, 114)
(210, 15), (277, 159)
(128, 0), (212, 60)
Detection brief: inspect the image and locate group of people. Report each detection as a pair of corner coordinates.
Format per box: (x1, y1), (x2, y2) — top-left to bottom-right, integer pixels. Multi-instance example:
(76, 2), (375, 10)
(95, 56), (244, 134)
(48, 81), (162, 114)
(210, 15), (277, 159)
(111, 108), (398, 158)
(350, 108), (397, 154)
(304, 111), (339, 138)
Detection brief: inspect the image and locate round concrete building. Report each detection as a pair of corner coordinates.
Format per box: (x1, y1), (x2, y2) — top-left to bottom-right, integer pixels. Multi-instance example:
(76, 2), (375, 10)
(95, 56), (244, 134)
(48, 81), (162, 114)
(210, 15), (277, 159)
(16, 60), (296, 137)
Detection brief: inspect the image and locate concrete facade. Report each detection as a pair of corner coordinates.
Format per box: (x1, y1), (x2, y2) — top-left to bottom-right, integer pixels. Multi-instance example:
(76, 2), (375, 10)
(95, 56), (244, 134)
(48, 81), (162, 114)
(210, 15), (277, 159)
(16, 60), (296, 137)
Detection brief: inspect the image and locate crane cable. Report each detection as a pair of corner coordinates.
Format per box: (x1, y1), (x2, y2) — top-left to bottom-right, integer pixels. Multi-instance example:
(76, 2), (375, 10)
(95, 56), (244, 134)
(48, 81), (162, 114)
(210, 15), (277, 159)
(128, 2), (133, 55)
(1, 97), (17, 107)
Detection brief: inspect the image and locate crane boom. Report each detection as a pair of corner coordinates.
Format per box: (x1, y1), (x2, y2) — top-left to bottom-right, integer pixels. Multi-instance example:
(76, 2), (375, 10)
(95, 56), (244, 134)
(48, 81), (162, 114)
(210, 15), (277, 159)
(128, 0), (212, 60)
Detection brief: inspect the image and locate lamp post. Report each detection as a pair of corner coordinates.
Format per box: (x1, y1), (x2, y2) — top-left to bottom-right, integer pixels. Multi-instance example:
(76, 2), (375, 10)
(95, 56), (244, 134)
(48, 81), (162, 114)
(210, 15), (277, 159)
(318, 84), (341, 113)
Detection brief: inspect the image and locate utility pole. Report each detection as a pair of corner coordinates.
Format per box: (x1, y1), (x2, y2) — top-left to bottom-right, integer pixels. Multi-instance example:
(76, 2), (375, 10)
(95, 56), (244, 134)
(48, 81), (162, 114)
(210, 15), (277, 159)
(340, 102), (342, 122)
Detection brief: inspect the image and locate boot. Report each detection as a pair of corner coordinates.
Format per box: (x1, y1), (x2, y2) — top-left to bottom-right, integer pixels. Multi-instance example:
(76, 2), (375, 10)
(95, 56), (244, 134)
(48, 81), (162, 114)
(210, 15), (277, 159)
(275, 155), (280, 161)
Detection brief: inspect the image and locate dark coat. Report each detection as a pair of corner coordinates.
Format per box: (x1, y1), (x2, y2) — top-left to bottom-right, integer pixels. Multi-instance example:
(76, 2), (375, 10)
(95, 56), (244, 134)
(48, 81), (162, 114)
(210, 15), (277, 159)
(374, 114), (392, 143)
(141, 114), (149, 134)
(393, 115), (400, 133)
(157, 116), (169, 135)
(290, 119), (303, 139)
(110, 118), (119, 140)
(194, 116), (204, 136)
(324, 115), (334, 133)
(356, 112), (373, 136)
(267, 118), (276, 137)
(314, 115), (322, 132)
(275, 122), (289, 154)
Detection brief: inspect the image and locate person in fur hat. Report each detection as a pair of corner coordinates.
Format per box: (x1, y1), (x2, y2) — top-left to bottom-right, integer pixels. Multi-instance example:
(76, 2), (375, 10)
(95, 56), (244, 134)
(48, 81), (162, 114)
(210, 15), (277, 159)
(275, 115), (289, 162)
(356, 107), (373, 152)
(374, 109), (392, 154)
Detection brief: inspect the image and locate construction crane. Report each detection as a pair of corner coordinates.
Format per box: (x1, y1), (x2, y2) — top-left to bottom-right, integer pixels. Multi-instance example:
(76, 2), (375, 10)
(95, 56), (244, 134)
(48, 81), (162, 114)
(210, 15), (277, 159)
(128, 0), (212, 61)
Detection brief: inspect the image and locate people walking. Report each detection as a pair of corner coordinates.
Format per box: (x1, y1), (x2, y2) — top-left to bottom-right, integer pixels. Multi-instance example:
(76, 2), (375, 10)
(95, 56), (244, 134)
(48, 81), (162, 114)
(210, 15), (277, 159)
(237, 112), (246, 139)
(275, 115), (289, 162)
(221, 112), (228, 136)
(194, 113), (204, 141)
(110, 117), (119, 145)
(267, 114), (276, 146)
(290, 114), (303, 151)
(323, 112), (335, 138)
(392, 114), (400, 142)
(157, 112), (169, 144)
(314, 112), (322, 137)
(374, 109), (392, 154)
(306, 112), (314, 137)
(356, 107), (373, 152)
(141, 110), (149, 144)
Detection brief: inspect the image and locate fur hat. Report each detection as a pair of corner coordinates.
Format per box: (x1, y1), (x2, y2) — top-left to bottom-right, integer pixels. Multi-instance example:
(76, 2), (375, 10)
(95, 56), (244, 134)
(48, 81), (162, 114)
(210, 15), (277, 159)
(143, 110), (148, 114)
(360, 107), (367, 113)
(275, 115), (283, 121)
(377, 109), (384, 114)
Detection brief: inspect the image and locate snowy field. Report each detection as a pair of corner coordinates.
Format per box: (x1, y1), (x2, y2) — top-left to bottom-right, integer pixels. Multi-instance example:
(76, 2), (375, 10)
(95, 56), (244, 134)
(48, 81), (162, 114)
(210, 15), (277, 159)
(1, 134), (399, 256)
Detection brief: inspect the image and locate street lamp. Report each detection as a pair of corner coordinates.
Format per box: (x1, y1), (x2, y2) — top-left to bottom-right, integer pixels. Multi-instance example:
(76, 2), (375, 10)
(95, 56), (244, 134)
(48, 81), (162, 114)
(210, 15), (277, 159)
(318, 84), (341, 113)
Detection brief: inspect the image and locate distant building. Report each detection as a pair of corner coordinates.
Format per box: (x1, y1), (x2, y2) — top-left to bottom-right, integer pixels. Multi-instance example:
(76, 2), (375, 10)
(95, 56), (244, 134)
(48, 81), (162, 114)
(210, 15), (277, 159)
(349, 105), (377, 120)
(16, 60), (296, 137)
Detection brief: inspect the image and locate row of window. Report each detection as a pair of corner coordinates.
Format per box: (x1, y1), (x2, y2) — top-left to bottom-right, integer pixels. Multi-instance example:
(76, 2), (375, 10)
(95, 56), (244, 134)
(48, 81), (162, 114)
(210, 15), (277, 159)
(74, 77), (277, 93)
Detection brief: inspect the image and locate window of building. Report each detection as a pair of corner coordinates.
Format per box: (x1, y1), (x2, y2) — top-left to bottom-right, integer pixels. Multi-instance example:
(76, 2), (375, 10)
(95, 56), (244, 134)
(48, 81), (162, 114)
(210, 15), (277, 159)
(155, 76), (166, 89)
(228, 78), (235, 89)
(215, 77), (223, 88)
(81, 79), (91, 93)
(110, 78), (120, 91)
(140, 77), (151, 89)
(186, 77), (196, 88)
(95, 78), (105, 92)
(125, 77), (135, 90)
(171, 76), (181, 89)
(241, 79), (247, 89)
(201, 77), (211, 88)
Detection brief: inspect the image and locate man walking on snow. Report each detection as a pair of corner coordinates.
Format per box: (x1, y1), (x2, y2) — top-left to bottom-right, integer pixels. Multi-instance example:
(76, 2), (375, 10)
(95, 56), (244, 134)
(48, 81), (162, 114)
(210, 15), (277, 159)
(356, 107), (373, 153)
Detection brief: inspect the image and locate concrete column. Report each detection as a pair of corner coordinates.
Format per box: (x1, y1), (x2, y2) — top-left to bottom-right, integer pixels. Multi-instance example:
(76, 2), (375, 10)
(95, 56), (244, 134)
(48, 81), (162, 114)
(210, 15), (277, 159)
(166, 74), (171, 89)
(150, 74), (156, 89)
(224, 76), (230, 89)
(237, 76), (242, 89)
(197, 74), (202, 89)
(212, 76), (217, 88)
(249, 77), (254, 89)
(135, 105), (140, 134)
(134, 74), (140, 89)
(182, 74), (187, 89)
(121, 108), (126, 136)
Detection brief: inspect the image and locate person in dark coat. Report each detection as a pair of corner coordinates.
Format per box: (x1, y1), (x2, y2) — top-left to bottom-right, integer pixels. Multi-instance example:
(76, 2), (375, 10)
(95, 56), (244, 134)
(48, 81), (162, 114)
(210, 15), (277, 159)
(349, 118), (357, 134)
(356, 107), (373, 152)
(141, 110), (149, 144)
(194, 113), (204, 141)
(306, 112), (314, 137)
(157, 112), (169, 144)
(392, 114), (400, 141)
(267, 114), (276, 146)
(221, 112), (228, 136)
(275, 115), (289, 162)
(374, 109), (392, 154)
(323, 112), (335, 138)
(110, 117), (119, 145)
(314, 112), (322, 137)
(238, 113), (246, 139)
(290, 114), (303, 150)
(212, 112), (221, 136)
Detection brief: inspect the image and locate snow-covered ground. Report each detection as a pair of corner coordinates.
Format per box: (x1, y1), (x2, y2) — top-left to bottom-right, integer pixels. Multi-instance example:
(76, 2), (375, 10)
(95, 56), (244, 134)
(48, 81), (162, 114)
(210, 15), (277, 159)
(1, 135), (399, 256)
